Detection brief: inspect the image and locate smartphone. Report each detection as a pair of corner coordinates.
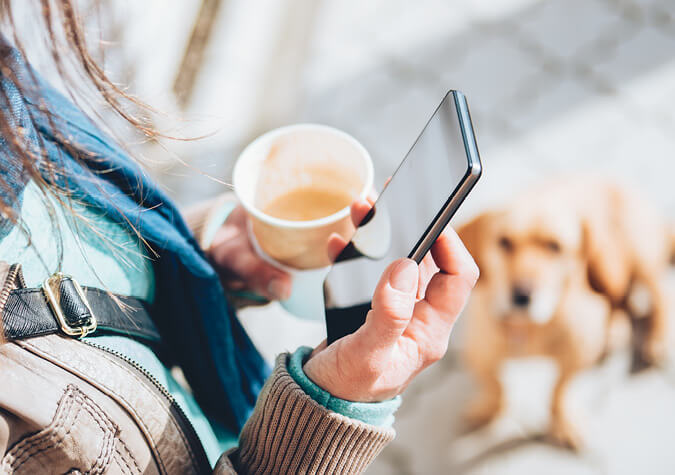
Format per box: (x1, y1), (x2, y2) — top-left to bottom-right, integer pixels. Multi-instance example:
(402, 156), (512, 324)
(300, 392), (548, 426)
(324, 90), (482, 344)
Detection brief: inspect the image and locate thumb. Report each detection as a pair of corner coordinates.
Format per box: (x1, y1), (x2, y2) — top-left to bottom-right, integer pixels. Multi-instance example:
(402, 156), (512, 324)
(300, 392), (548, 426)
(361, 258), (419, 348)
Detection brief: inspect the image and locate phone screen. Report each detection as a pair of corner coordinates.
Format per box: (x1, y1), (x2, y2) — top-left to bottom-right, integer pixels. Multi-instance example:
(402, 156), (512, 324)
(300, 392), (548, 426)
(325, 91), (480, 316)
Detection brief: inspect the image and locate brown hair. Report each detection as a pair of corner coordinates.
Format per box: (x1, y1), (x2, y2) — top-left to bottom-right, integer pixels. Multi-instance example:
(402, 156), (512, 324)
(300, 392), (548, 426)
(0, 0), (161, 258)
(0, 1), (167, 341)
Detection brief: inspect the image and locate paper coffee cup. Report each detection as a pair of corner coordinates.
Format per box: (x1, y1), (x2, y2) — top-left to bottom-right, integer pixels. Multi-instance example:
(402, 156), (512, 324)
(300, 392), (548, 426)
(233, 124), (373, 319)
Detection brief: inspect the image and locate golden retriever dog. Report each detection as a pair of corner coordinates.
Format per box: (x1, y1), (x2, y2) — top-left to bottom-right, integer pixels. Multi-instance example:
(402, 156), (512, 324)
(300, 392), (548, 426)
(458, 179), (674, 448)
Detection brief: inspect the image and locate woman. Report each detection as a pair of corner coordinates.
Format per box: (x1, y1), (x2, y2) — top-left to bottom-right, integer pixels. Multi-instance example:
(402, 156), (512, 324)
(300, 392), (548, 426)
(0, 1), (478, 473)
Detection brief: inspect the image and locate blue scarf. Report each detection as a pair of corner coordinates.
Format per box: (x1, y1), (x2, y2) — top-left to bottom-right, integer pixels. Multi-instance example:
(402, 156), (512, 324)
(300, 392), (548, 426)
(0, 40), (269, 431)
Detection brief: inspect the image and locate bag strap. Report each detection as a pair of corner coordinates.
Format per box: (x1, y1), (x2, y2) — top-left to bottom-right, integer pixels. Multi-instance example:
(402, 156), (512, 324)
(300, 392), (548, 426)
(2, 272), (160, 344)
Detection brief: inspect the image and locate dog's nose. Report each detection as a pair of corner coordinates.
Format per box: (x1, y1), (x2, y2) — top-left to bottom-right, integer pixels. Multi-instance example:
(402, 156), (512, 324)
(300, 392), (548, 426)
(512, 286), (531, 307)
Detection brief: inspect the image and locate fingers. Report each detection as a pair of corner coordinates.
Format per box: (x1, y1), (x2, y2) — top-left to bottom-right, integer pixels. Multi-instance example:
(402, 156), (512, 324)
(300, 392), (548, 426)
(360, 258), (419, 348)
(328, 196), (375, 261)
(211, 232), (292, 300)
(420, 229), (477, 315)
(350, 198), (373, 227)
(349, 183), (380, 227)
(326, 233), (348, 262)
(431, 227), (479, 284)
(401, 228), (478, 365)
(326, 196), (373, 262)
(227, 249), (291, 300)
(402, 275), (471, 366)
(249, 258), (292, 300)
(416, 252), (439, 299)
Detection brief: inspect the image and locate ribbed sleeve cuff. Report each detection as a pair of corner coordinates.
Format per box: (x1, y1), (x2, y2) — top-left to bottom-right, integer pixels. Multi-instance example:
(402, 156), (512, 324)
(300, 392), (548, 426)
(288, 346), (401, 428)
(230, 353), (395, 474)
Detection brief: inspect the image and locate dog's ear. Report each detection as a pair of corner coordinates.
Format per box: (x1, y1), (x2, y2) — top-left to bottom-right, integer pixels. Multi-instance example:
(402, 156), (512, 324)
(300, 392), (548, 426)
(457, 211), (496, 282)
(582, 210), (631, 304)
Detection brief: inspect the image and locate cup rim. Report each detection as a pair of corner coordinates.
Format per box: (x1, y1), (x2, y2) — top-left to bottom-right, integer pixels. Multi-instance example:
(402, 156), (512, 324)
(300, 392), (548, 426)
(233, 123), (374, 229)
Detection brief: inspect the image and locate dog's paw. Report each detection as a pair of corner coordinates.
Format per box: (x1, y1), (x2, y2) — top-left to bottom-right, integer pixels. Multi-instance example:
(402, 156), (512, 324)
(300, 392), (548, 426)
(549, 418), (583, 451)
(463, 398), (500, 431)
(643, 334), (668, 367)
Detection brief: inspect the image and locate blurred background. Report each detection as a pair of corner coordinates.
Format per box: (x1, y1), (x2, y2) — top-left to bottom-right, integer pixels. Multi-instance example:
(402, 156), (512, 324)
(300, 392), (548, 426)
(18, 0), (675, 473)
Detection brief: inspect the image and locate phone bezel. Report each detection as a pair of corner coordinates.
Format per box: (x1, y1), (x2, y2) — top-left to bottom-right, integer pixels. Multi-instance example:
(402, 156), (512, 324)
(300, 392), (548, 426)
(408, 90), (482, 262)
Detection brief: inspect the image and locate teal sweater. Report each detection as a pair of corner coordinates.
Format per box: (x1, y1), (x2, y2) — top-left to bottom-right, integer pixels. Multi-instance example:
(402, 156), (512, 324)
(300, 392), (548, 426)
(2, 183), (399, 466)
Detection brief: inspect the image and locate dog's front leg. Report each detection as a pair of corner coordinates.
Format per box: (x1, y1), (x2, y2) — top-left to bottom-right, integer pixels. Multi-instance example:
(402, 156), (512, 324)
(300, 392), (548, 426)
(464, 361), (502, 430)
(550, 367), (582, 450)
(642, 274), (669, 366)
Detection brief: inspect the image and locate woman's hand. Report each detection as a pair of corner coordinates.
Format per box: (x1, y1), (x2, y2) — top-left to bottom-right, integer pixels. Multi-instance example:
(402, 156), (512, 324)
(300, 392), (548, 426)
(208, 205), (292, 300)
(304, 199), (478, 402)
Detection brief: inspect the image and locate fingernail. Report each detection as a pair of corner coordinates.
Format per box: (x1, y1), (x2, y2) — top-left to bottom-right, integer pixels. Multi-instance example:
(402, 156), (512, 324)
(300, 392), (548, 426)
(268, 277), (291, 300)
(390, 259), (418, 293)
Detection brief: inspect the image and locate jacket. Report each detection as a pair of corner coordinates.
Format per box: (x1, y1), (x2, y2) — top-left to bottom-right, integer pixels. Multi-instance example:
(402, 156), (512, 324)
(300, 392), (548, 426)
(0, 36), (266, 432)
(0, 204), (395, 474)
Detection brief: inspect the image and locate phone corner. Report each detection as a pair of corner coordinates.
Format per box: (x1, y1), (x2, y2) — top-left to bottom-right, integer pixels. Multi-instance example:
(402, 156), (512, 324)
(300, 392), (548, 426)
(469, 159), (483, 179)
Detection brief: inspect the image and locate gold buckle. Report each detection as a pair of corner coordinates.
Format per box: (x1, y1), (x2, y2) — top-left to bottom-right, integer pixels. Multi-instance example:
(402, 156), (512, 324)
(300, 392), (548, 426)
(43, 273), (97, 338)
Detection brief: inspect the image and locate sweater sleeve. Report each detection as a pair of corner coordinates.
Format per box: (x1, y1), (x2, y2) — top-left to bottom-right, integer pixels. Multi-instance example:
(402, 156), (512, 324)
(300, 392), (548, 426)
(214, 353), (395, 474)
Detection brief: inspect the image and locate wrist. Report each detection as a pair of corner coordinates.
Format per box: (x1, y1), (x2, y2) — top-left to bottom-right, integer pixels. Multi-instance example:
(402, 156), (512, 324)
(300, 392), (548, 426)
(302, 344), (396, 403)
(293, 347), (401, 426)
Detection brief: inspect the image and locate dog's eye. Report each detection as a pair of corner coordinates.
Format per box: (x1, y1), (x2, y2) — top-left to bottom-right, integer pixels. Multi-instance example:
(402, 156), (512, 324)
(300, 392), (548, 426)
(544, 240), (561, 253)
(498, 236), (513, 252)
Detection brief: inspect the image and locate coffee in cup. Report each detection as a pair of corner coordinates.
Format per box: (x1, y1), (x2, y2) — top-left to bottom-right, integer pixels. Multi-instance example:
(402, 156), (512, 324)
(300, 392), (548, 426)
(234, 124), (373, 270)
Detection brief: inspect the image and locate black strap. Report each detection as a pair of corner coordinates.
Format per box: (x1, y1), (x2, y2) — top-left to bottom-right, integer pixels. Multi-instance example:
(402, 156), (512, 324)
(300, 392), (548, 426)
(2, 277), (160, 344)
